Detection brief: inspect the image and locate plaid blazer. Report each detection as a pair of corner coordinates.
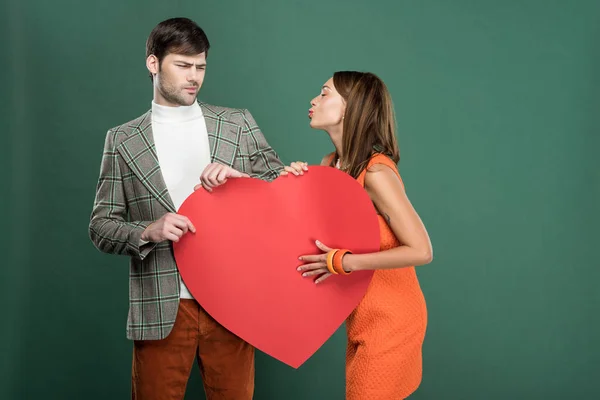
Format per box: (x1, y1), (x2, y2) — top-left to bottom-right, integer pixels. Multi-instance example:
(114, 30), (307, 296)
(89, 101), (284, 340)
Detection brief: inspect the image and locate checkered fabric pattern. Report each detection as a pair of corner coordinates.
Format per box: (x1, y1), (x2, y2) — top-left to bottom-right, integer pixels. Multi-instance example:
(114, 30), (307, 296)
(89, 102), (284, 340)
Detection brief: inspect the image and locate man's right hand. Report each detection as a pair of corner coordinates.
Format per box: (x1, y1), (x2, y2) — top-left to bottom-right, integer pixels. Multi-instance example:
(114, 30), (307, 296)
(141, 213), (196, 243)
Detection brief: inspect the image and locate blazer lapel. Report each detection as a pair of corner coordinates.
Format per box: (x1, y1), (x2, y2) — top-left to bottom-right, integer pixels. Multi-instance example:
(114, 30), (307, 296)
(201, 102), (239, 167)
(116, 111), (177, 213)
(202, 104), (219, 164)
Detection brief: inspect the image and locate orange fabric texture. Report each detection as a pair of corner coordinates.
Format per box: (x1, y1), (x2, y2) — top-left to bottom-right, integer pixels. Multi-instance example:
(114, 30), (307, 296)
(328, 153), (428, 399)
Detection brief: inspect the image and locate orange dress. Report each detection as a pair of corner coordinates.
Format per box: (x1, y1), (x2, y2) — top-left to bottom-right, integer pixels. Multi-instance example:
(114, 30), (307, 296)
(329, 152), (428, 399)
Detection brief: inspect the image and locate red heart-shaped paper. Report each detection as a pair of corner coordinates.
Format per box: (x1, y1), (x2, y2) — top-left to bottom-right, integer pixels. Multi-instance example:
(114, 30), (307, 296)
(173, 166), (380, 368)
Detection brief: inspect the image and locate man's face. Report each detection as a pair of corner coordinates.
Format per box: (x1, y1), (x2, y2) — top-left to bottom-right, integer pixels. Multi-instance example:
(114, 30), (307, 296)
(148, 52), (206, 107)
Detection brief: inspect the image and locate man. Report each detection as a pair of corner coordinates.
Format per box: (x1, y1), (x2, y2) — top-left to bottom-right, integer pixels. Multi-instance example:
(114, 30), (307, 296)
(88, 17), (284, 399)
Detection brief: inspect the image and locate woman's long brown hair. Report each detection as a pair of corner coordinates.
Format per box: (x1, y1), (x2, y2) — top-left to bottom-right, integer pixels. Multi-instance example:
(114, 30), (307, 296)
(330, 71), (400, 179)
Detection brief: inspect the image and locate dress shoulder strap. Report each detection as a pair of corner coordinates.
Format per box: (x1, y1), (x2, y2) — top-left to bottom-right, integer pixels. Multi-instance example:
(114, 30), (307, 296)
(323, 152), (336, 167)
(357, 153), (403, 188)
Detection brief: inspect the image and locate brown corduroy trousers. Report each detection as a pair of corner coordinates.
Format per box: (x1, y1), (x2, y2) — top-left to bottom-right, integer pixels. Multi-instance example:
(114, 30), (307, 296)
(131, 299), (254, 399)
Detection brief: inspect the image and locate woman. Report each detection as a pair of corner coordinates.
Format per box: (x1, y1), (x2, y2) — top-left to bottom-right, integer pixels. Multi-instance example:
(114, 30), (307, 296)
(281, 71), (433, 399)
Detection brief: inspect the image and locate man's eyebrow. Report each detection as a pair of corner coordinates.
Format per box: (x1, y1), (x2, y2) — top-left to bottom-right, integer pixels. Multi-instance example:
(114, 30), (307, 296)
(174, 61), (206, 67)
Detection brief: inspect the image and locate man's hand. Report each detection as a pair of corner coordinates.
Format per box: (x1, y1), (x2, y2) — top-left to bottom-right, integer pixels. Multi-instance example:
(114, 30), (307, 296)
(194, 163), (250, 192)
(141, 213), (196, 243)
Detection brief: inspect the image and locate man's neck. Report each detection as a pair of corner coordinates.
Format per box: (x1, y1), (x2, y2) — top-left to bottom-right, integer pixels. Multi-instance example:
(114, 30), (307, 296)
(151, 100), (203, 124)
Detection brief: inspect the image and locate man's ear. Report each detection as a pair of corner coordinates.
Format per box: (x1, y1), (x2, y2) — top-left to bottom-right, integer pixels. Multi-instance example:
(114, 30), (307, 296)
(146, 55), (159, 77)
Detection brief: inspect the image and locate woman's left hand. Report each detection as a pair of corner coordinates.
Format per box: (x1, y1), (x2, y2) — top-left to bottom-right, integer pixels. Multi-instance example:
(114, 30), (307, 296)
(298, 240), (335, 284)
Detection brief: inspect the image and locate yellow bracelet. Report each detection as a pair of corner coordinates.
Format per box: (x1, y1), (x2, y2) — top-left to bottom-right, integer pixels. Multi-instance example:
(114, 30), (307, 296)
(326, 249), (339, 274)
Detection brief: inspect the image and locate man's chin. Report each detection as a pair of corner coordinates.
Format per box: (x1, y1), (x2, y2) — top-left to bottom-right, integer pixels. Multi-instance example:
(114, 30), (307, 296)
(176, 97), (197, 106)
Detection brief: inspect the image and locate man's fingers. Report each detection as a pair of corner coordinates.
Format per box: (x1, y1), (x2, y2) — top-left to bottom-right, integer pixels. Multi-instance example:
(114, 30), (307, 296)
(165, 232), (180, 242)
(193, 182), (211, 192)
(199, 164), (215, 180)
(217, 167), (229, 182)
(200, 164), (218, 185)
(201, 176), (214, 190)
(202, 176), (215, 188)
(221, 166), (247, 180)
(175, 218), (197, 235)
(228, 168), (247, 178)
(161, 221), (183, 241)
(166, 217), (188, 235)
(171, 214), (196, 233)
(182, 217), (196, 233)
(166, 213), (184, 223)
(200, 175), (210, 188)
(207, 169), (221, 186)
(167, 225), (185, 237)
(197, 180), (213, 192)
(199, 164), (248, 187)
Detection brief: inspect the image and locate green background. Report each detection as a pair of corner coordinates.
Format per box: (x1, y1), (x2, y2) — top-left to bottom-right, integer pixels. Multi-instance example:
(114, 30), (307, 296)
(2, 0), (599, 398)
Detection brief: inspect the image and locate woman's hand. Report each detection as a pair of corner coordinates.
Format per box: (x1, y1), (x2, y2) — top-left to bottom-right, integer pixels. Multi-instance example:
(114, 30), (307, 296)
(280, 161), (309, 176)
(297, 240), (346, 284)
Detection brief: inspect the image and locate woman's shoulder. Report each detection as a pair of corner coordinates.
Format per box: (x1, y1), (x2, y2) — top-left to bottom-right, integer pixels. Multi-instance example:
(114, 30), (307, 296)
(364, 153), (404, 188)
(366, 152), (398, 171)
(320, 152), (336, 166)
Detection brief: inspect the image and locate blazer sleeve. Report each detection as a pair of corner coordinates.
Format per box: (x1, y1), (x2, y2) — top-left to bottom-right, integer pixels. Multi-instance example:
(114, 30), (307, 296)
(88, 130), (157, 260)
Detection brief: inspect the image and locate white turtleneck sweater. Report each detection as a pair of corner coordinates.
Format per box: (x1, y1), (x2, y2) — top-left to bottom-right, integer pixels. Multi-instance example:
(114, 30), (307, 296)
(151, 100), (211, 299)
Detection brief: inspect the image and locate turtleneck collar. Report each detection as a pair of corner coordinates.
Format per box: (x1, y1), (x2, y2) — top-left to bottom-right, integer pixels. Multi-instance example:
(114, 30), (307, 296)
(151, 100), (203, 123)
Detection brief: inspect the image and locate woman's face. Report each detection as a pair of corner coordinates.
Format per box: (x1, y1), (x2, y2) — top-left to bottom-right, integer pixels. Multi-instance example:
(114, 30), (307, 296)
(308, 77), (345, 130)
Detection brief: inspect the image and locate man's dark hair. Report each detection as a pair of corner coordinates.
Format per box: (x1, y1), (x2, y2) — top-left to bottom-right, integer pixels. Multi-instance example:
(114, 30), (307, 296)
(146, 17), (210, 80)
